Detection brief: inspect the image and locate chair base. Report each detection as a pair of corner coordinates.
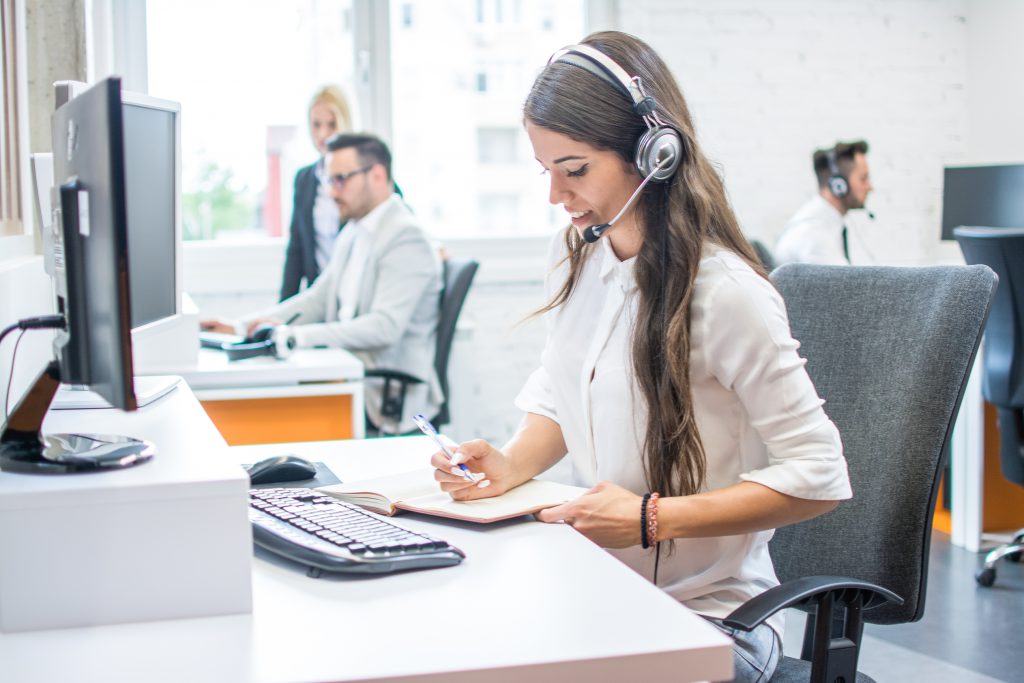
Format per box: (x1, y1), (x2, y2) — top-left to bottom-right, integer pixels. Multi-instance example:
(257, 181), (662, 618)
(771, 656), (876, 682)
(975, 529), (1024, 587)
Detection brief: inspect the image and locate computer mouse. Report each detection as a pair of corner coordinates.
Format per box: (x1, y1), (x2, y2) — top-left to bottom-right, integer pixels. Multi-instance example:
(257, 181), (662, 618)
(247, 454), (318, 485)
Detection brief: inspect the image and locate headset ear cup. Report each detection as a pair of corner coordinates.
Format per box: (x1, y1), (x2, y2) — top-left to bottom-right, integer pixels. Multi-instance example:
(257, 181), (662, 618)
(224, 323), (279, 361)
(635, 126), (683, 181)
(224, 339), (276, 361)
(828, 175), (849, 198)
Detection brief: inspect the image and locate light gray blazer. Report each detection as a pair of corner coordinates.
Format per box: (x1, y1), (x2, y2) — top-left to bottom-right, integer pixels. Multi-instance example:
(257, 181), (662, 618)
(246, 195), (442, 433)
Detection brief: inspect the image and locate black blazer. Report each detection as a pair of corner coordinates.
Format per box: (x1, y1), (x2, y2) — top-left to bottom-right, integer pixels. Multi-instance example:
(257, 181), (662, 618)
(280, 163), (325, 301)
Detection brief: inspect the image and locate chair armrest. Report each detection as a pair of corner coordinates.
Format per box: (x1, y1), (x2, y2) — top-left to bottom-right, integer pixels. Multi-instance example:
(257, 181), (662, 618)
(364, 368), (426, 385)
(722, 575), (903, 632)
(364, 369), (426, 425)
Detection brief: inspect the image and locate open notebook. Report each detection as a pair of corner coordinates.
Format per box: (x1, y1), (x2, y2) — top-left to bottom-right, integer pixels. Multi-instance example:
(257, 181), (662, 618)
(316, 469), (588, 523)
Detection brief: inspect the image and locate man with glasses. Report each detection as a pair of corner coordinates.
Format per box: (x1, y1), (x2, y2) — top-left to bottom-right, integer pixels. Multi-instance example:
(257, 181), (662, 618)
(201, 133), (442, 434)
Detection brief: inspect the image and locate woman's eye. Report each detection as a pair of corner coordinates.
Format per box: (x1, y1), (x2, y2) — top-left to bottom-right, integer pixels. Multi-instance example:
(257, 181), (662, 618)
(567, 164), (588, 177)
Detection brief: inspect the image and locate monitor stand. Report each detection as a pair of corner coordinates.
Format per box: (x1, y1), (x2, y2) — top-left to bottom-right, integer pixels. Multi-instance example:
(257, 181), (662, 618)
(0, 361), (154, 474)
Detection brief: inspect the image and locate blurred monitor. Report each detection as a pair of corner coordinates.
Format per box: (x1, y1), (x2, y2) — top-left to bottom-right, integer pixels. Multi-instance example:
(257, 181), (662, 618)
(120, 91), (181, 330)
(941, 164), (1024, 240)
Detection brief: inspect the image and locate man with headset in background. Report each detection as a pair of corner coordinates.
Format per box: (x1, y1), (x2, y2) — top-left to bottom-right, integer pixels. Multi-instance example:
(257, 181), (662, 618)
(201, 133), (443, 434)
(774, 140), (873, 266)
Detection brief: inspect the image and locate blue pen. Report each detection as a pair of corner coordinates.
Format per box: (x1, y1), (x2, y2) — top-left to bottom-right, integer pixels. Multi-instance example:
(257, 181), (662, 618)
(412, 414), (479, 483)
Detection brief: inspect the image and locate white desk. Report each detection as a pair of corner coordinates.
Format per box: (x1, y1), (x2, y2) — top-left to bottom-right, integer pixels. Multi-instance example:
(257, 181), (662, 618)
(144, 348), (366, 441)
(0, 392), (733, 682)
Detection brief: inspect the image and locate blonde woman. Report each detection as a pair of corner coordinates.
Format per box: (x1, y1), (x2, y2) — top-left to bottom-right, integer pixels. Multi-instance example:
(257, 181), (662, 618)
(280, 86), (353, 300)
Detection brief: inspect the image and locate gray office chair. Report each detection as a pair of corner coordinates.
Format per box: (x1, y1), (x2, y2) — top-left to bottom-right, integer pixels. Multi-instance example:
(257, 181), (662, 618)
(724, 264), (997, 682)
(366, 258), (479, 436)
(954, 226), (1024, 587)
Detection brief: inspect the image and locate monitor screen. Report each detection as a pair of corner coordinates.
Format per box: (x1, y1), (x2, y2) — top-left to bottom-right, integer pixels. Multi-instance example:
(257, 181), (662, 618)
(51, 77), (137, 411)
(941, 164), (1024, 240)
(121, 94), (179, 329)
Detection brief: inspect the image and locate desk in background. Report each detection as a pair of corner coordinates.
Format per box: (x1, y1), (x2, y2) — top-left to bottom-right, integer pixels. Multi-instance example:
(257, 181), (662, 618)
(142, 347), (365, 443)
(0, 390), (733, 682)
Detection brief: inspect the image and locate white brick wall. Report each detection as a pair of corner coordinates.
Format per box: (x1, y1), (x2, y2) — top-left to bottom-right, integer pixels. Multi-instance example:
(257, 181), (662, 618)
(619, 0), (972, 266)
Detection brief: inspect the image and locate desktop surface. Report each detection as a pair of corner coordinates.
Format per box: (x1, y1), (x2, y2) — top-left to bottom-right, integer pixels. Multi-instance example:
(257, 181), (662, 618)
(0, 421), (732, 682)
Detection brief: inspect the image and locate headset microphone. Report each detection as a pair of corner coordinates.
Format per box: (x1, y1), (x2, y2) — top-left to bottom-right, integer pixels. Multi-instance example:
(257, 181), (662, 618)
(582, 151), (674, 243)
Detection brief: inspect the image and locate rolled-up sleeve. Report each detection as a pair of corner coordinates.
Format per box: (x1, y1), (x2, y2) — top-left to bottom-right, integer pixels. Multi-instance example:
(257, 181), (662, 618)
(515, 364), (559, 424)
(702, 268), (852, 501)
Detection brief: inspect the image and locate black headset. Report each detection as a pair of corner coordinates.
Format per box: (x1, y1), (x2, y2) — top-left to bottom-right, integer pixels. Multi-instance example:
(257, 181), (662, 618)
(548, 43), (683, 181)
(825, 147), (850, 199)
(224, 324), (292, 362)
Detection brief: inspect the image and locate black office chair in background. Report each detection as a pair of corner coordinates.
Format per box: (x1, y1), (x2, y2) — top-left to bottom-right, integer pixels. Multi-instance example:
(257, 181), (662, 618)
(954, 226), (1024, 587)
(749, 238), (777, 272)
(367, 258), (479, 436)
(724, 264), (996, 682)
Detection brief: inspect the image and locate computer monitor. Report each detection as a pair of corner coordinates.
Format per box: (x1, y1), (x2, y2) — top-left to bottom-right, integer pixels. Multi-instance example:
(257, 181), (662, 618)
(120, 91), (182, 330)
(941, 164), (1024, 240)
(0, 77), (154, 474)
(43, 82), (193, 390)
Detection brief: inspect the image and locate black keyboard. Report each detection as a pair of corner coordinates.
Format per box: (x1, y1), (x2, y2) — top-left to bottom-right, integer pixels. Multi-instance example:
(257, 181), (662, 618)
(249, 488), (465, 576)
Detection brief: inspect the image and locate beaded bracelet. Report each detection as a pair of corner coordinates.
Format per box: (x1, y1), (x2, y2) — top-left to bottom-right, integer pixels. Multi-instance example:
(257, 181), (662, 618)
(640, 492), (652, 549)
(647, 492), (661, 546)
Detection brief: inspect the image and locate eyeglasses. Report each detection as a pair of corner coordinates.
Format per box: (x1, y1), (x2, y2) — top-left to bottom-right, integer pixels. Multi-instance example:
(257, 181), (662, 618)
(322, 165), (374, 190)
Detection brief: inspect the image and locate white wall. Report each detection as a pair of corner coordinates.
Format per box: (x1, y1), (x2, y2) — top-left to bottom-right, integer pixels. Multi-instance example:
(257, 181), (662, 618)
(620, 0), (973, 266)
(964, 0), (1024, 164)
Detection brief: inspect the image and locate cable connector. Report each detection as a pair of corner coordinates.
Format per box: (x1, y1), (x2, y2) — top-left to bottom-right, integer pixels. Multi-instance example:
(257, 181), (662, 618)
(17, 315), (66, 330)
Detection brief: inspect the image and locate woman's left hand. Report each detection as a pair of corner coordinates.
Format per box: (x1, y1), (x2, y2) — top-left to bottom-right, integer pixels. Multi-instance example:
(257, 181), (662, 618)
(535, 481), (644, 548)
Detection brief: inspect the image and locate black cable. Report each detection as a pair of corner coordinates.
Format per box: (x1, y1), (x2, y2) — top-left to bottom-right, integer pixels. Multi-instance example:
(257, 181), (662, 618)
(1, 315), (66, 419)
(5, 330), (26, 419)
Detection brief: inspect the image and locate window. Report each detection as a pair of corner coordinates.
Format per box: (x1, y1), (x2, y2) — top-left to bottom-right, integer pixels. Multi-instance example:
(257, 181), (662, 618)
(142, 0), (587, 241)
(477, 127), (518, 164)
(146, 0), (355, 241)
(389, 0), (585, 238)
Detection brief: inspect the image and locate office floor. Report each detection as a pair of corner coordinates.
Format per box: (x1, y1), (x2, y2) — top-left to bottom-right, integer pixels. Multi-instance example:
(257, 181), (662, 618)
(782, 531), (1023, 682)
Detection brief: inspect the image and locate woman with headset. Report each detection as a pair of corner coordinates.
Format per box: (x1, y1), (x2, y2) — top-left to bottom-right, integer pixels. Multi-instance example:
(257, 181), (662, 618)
(430, 32), (851, 681)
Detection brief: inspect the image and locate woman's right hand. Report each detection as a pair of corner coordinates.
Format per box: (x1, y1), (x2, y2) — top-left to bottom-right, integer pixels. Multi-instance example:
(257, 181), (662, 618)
(431, 439), (516, 501)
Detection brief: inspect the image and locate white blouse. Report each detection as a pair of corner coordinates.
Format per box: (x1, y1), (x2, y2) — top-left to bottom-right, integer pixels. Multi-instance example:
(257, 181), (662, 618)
(515, 235), (852, 637)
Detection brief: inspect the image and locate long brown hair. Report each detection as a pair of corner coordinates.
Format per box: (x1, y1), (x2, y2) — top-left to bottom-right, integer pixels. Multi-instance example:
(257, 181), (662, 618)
(525, 31), (765, 498)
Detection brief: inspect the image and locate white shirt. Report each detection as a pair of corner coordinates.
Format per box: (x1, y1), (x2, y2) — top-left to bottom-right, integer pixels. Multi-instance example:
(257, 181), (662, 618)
(334, 193), (396, 321)
(515, 236), (852, 638)
(312, 160), (342, 271)
(774, 194), (847, 266)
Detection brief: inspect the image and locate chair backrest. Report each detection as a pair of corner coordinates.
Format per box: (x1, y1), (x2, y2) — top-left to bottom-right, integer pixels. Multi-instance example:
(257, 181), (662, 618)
(749, 238), (777, 272)
(955, 226), (1024, 487)
(768, 264), (996, 625)
(433, 258), (479, 426)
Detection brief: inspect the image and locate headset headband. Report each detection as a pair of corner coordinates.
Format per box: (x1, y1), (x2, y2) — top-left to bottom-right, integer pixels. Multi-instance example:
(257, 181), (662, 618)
(549, 44), (662, 123)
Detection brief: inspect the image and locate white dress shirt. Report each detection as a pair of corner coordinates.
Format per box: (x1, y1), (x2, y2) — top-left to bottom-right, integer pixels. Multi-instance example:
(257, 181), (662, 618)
(335, 195), (388, 321)
(774, 194), (847, 266)
(515, 235), (852, 638)
(312, 160), (342, 271)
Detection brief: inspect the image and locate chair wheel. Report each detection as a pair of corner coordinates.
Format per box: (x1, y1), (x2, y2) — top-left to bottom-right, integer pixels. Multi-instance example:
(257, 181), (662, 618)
(975, 567), (996, 587)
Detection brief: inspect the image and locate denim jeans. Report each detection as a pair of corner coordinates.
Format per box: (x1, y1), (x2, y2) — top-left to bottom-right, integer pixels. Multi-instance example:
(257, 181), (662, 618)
(703, 616), (782, 683)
